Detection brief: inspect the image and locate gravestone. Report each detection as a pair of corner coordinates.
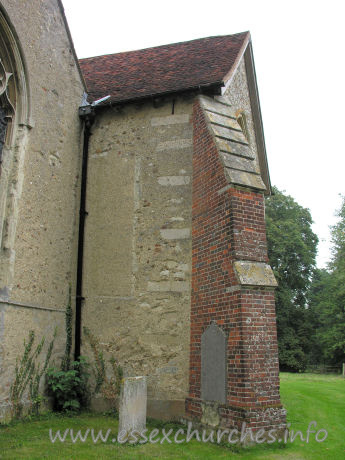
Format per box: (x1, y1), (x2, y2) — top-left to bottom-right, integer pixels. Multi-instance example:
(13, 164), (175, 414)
(201, 323), (227, 403)
(118, 376), (147, 437)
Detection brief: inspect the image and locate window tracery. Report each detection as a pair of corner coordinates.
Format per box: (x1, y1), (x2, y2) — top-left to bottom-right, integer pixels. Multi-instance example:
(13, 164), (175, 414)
(0, 59), (15, 163)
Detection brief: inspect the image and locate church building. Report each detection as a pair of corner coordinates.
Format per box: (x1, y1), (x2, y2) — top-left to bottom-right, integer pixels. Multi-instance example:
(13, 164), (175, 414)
(0, 0), (286, 431)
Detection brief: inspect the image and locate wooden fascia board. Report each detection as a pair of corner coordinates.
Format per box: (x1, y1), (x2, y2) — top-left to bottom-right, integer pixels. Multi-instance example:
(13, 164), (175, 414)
(243, 41), (272, 195)
(221, 31), (251, 95)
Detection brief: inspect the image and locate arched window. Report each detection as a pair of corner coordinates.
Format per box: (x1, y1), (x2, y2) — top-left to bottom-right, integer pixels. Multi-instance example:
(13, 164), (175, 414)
(0, 6), (30, 135)
(0, 58), (15, 166)
(0, 7), (30, 275)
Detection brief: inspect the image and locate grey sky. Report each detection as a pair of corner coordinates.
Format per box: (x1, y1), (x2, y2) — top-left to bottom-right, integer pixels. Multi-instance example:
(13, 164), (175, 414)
(62, 0), (345, 268)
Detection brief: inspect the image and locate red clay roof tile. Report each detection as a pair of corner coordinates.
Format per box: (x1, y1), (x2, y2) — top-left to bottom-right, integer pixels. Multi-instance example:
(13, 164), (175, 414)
(79, 32), (249, 104)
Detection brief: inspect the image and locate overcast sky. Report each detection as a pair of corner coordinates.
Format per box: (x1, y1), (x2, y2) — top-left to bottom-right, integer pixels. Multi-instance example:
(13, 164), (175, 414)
(62, 0), (345, 268)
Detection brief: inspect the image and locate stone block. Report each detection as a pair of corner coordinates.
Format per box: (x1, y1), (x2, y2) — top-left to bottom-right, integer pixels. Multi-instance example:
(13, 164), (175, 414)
(158, 176), (190, 186)
(226, 168), (266, 191)
(160, 228), (190, 239)
(216, 137), (255, 159)
(233, 261), (278, 287)
(151, 114), (190, 126)
(207, 111), (241, 131)
(147, 281), (189, 292)
(220, 151), (259, 174)
(119, 376), (147, 436)
(201, 401), (220, 427)
(212, 124), (248, 145)
(156, 139), (192, 151)
(199, 95), (237, 118)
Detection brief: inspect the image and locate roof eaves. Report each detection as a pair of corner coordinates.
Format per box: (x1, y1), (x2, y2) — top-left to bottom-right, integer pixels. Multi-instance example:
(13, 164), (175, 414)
(93, 80), (225, 108)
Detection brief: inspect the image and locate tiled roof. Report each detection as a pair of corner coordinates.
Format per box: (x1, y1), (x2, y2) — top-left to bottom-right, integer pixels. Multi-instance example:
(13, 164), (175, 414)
(79, 32), (249, 104)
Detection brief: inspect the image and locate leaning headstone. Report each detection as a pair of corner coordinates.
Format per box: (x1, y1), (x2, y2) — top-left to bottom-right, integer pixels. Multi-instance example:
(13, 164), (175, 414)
(201, 322), (227, 403)
(118, 376), (147, 439)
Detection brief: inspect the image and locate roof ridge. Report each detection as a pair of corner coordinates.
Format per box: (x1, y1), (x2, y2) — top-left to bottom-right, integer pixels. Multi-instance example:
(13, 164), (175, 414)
(79, 32), (249, 62)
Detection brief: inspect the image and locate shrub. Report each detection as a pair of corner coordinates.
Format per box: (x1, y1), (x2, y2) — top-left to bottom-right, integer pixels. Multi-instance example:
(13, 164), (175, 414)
(9, 329), (56, 419)
(46, 288), (91, 413)
(83, 327), (123, 412)
(46, 357), (90, 413)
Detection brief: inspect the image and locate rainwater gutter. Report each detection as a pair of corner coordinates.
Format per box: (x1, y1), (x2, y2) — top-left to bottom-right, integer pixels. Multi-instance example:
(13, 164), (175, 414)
(75, 94), (109, 361)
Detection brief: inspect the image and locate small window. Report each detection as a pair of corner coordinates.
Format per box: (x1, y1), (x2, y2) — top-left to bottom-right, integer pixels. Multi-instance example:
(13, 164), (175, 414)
(236, 110), (250, 142)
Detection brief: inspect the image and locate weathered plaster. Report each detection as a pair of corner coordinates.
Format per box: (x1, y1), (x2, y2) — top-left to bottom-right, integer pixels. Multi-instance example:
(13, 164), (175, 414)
(0, 0), (84, 416)
(82, 98), (193, 408)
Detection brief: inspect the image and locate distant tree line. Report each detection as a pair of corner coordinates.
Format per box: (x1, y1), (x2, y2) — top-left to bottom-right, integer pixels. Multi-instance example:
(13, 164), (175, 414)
(265, 187), (345, 372)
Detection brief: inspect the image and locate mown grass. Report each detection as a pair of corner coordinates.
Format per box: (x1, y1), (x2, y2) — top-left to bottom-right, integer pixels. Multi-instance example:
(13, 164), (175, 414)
(0, 373), (344, 459)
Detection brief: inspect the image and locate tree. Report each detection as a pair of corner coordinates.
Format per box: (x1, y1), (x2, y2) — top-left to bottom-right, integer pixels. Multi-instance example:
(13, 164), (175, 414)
(265, 187), (318, 371)
(330, 195), (345, 269)
(308, 196), (345, 367)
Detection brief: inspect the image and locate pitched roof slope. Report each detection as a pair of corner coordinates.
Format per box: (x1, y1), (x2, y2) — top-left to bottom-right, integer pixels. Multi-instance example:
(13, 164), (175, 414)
(79, 32), (249, 104)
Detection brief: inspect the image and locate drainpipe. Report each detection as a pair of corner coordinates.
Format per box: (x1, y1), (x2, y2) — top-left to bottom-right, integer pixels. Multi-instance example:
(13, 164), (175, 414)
(75, 93), (110, 361)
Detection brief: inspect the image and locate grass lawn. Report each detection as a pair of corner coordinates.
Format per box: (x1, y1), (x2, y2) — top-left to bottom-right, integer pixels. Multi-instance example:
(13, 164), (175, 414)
(0, 373), (344, 459)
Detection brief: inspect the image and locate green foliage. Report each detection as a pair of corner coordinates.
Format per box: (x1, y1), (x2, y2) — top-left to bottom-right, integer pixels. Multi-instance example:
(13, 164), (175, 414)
(47, 288), (91, 413)
(83, 327), (105, 394)
(267, 189), (345, 370)
(83, 327), (123, 411)
(329, 195), (345, 269)
(265, 187), (318, 372)
(9, 329), (56, 419)
(2, 374), (345, 459)
(308, 196), (345, 367)
(29, 328), (57, 416)
(46, 357), (90, 413)
(61, 285), (72, 372)
(10, 331), (36, 418)
(266, 187), (318, 305)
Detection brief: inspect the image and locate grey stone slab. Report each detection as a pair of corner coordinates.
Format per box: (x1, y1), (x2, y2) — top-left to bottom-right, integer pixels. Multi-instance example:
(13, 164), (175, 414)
(156, 139), (192, 151)
(226, 168), (266, 191)
(147, 281), (189, 292)
(233, 261), (278, 287)
(201, 401), (220, 427)
(151, 114), (190, 126)
(216, 138), (255, 159)
(220, 152), (259, 174)
(158, 176), (190, 186)
(212, 124), (248, 145)
(201, 323), (227, 404)
(160, 228), (190, 239)
(118, 376), (147, 437)
(206, 111), (241, 131)
(199, 95), (237, 118)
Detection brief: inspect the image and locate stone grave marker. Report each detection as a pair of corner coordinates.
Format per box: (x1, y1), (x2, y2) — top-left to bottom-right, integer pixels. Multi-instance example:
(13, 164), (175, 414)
(201, 323), (227, 403)
(118, 376), (147, 438)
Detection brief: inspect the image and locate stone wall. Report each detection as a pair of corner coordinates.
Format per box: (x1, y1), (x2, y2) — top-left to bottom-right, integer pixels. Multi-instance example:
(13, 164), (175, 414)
(0, 0), (84, 417)
(83, 98), (194, 419)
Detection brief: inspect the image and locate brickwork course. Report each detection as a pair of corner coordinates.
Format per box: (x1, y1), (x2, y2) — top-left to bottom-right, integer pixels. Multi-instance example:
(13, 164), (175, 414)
(0, 0), (285, 431)
(186, 97), (285, 430)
